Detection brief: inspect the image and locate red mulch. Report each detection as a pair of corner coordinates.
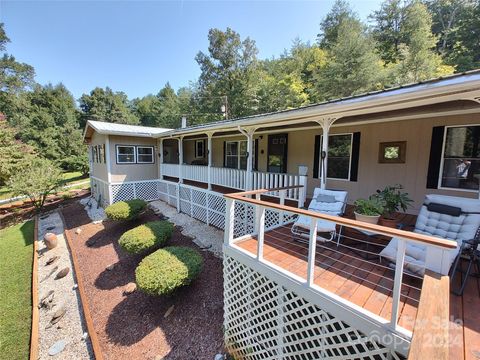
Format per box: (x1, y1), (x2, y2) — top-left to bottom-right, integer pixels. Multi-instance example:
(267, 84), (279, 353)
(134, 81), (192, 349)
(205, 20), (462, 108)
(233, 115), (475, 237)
(61, 201), (224, 360)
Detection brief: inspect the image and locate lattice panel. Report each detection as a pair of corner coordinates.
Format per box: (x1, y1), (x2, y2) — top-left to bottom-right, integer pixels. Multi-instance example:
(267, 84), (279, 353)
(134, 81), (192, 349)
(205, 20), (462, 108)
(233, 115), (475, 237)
(157, 182), (169, 202)
(233, 202), (255, 238)
(179, 186), (192, 215)
(135, 182), (159, 201)
(207, 192), (226, 229)
(167, 183), (178, 207)
(111, 183), (135, 203)
(223, 255), (403, 360)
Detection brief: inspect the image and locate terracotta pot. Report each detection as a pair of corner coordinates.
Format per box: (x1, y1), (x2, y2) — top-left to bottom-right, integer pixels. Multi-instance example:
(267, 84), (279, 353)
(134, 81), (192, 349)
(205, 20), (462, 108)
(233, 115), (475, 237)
(44, 232), (58, 249)
(378, 217), (399, 228)
(354, 212), (380, 224)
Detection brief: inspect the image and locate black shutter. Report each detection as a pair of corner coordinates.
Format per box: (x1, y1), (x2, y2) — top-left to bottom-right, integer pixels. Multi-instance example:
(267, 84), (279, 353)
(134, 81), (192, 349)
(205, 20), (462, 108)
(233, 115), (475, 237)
(350, 132), (361, 182)
(223, 141), (226, 167)
(426, 126), (445, 189)
(313, 135), (320, 179)
(254, 139), (259, 171)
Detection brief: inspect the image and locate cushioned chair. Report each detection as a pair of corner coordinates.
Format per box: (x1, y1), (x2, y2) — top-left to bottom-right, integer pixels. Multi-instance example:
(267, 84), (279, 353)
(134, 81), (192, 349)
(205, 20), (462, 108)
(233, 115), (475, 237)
(291, 188), (348, 245)
(379, 194), (480, 275)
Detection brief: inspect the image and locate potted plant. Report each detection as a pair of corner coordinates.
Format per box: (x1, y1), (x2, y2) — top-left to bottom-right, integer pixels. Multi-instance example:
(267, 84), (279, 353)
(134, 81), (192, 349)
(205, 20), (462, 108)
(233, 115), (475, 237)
(375, 184), (413, 227)
(353, 197), (384, 224)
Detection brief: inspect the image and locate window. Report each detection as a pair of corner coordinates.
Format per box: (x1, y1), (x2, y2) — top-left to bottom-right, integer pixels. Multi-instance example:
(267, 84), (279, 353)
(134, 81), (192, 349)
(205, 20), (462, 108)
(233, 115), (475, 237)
(225, 141), (249, 169)
(321, 134), (353, 180)
(137, 146), (154, 164)
(378, 141), (406, 164)
(116, 146), (136, 164)
(440, 125), (480, 190)
(195, 140), (205, 158)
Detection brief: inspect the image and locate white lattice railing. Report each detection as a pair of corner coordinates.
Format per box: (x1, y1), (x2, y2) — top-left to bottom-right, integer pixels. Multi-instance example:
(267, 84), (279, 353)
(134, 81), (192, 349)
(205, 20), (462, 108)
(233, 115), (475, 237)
(223, 188), (457, 358)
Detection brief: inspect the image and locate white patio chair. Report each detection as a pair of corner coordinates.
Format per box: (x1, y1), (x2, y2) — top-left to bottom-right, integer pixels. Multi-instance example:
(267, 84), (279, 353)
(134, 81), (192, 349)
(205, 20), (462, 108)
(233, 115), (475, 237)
(379, 194), (480, 275)
(291, 188), (348, 246)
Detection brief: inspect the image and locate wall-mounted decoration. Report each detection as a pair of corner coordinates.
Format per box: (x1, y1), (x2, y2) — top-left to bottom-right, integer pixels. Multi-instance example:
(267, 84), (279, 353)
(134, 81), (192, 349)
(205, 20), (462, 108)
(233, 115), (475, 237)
(379, 141), (406, 164)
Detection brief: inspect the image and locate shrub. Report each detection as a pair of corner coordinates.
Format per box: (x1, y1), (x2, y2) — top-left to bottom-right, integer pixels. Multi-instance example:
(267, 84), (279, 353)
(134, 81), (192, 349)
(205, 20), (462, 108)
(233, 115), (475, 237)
(105, 199), (147, 221)
(136, 246), (203, 296)
(119, 221), (174, 254)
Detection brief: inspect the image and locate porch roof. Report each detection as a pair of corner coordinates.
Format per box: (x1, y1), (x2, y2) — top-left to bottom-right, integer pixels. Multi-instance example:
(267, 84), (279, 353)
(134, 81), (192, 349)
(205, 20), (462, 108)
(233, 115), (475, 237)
(156, 69), (480, 138)
(83, 120), (172, 142)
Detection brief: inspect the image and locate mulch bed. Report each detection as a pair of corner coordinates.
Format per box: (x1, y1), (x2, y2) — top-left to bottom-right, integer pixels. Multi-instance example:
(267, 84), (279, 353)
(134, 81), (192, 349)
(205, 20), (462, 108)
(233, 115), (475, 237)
(61, 201), (224, 360)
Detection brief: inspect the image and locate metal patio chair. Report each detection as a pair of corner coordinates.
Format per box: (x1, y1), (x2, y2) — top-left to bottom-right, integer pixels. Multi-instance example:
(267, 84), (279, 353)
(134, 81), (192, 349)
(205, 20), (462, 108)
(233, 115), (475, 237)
(450, 226), (480, 296)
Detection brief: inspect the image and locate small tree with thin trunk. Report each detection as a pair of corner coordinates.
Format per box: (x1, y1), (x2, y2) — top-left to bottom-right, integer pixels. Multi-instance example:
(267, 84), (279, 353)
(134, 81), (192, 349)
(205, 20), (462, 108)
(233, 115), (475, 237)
(7, 157), (63, 211)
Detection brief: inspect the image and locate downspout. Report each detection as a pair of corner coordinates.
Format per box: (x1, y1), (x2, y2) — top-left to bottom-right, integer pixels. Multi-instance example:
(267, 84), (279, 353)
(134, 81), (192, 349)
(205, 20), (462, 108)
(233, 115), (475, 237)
(238, 126), (256, 191)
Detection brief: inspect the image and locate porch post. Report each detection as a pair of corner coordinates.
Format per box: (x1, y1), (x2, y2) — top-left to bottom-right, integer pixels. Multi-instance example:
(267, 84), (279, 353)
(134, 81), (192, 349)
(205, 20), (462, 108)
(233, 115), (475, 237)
(207, 132), (214, 190)
(317, 117), (337, 190)
(159, 138), (164, 180)
(178, 136), (184, 183)
(238, 126), (256, 191)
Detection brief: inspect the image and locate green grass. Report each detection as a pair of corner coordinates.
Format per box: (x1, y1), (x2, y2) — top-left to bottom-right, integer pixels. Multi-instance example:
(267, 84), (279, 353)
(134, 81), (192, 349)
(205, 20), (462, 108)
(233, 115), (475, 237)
(0, 221), (34, 360)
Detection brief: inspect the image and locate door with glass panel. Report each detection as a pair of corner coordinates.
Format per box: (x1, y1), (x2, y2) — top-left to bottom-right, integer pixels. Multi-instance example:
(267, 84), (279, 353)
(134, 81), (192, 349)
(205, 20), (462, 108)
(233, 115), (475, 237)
(267, 134), (288, 173)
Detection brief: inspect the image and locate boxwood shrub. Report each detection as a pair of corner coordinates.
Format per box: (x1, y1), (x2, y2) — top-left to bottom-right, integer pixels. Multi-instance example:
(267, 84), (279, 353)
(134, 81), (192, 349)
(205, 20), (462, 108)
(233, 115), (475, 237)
(136, 246), (203, 296)
(119, 221), (174, 254)
(105, 199), (147, 221)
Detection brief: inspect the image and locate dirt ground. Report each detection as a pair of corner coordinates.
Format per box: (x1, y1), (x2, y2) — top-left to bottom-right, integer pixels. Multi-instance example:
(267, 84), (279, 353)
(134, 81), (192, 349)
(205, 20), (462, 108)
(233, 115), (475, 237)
(61, 201), (224, 360)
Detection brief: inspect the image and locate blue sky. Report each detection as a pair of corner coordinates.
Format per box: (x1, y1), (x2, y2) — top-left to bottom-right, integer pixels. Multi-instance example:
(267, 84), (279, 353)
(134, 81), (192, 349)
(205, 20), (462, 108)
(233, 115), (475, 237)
(1, 0), (382, 100)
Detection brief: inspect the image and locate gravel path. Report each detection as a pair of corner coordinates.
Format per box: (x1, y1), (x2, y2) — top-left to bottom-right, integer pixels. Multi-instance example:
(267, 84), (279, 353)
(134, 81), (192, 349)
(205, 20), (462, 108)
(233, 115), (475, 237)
(149, 201), (224, 258)
(61, 200), (224, 360)
(37, 210), (93, 359)
(79, 197), (106, 223)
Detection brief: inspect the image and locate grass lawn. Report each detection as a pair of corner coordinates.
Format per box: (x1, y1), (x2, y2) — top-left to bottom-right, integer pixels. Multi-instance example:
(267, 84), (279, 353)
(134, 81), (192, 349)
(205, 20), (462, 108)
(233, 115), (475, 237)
(0, 221), (34, 360)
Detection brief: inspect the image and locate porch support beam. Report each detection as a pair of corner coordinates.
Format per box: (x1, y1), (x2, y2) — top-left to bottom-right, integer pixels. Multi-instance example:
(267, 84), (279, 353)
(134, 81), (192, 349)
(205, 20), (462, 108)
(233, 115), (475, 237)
(238, 126), (257, 191)
(159, 138), (164, 180)
(178, 136), (184, 183)
(207, 131), (214, 190)
(316, 117), (338, 190)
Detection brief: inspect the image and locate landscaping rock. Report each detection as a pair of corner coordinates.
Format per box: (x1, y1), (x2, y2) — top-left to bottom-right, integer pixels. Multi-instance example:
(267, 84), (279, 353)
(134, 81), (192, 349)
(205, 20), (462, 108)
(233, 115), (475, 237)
(75, 228), (82, 235)
(106, 263), (116, 271)
(163, 305), (174, 318)
(55, 267), (70, 280)
(47, 304), (67, 327)
(214, 354), (225, 360)
(124, 282), (137, 295)
(45, 255), (60, 266)
(48, 339), (66, 356)
(44, 233), (58, 249)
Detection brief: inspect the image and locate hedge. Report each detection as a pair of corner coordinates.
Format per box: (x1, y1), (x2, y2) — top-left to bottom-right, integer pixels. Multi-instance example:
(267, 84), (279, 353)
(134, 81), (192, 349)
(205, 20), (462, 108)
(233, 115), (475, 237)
(119, 221), (174, 254)
(105, 199), (147, 221)
(136, 246), (203, 296)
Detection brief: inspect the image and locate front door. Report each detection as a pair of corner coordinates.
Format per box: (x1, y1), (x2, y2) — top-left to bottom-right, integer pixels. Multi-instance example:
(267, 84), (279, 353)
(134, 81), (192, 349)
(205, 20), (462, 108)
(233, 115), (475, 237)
(268, 134), (288, 173)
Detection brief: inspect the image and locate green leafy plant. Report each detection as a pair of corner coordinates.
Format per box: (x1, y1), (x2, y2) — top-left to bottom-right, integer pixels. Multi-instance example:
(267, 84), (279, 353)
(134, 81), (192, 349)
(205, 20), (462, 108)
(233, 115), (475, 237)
(119, 221), (174, 254)
(135, 246), (203, 296)
(105, 199), (147, 221)
(375, 184), (413, 219)
(354, 197), (384, 216)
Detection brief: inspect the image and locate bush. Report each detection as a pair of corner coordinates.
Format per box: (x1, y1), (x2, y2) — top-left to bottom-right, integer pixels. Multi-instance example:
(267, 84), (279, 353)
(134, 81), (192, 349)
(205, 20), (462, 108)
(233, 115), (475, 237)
(105, 199), (147, 221)
(119, 221), (174, 254)
(136, 246), (203, 296)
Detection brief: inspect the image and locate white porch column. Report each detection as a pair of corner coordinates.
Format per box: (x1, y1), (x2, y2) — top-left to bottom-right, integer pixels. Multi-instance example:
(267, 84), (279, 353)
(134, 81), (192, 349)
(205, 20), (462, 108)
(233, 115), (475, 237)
(178, 136), (184, 183)
(316, 117), (337, 190)
(238, 126), (256, 191)
(159, 138), (164, 180)
(207, 132), (214, 190)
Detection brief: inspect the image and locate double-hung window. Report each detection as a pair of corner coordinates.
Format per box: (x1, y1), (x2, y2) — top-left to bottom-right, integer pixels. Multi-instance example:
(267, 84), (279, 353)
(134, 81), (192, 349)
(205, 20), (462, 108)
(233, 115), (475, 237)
(321, 133), (353, 180)
(137, 146), (154, 164)
(116, 146), (136, 164)
(225, 141), (248, 170)
(440, 125), (480, 190)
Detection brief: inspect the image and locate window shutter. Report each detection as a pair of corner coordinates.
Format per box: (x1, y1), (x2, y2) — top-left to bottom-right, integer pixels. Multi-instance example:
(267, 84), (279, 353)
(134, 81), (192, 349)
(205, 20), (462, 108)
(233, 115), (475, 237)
(313, 135), (320, 179)
(254, 139), (259, 171)
(223, 141), (226, 167)
(350, 132), (361, 182)
(426, 126), (445, 189)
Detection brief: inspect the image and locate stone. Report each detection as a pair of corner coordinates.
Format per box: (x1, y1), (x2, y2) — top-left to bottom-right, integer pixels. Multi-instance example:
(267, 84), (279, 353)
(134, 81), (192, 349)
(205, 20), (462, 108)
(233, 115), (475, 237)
(154, 356), (164, 360)
(81, 332), (88, 341)
(55, 267), (70, 280)
(48, 339), (66, 356)
(106, 263), (115, 271)
(124, 282), (137, 295)
(45, 255), (60, 266)
(48, 304), (67, 326)
(44, 233), (58, 249)
(214, 355), (225, 360)
(72, 284), (78, 290)
(163, 305), (174, 318)
(75, 228), (82, 235)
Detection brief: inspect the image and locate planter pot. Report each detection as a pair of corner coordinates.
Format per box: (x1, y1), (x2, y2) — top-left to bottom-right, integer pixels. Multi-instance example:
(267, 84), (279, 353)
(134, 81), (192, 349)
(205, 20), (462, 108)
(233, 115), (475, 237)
(44, 232), (58, 249)
(379, 217), (399, 228)
(354, 212), (380, 224)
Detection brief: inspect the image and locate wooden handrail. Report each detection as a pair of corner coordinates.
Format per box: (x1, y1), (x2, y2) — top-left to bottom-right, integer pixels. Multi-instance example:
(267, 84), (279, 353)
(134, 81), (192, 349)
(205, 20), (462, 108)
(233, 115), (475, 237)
(224, 189), (457, 250)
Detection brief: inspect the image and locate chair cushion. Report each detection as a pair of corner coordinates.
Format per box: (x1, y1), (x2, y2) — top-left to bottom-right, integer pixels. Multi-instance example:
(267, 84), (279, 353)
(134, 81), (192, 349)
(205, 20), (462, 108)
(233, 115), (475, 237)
(294, 214), (336, 233)
(316, 194), (337, 203)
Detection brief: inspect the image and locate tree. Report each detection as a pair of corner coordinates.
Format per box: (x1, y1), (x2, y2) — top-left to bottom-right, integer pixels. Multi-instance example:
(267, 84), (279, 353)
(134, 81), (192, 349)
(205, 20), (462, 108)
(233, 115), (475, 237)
(317, 0), (358, 49)
(316, 18), (385, 99)
(79, 87), (139, 126)
(195, 28), (260, 119)
(7, 157), (63, 211)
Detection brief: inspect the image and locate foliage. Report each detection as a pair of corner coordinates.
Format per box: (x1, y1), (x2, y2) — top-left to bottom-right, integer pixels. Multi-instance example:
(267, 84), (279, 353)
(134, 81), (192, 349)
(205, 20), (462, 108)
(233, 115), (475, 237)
(0, 221), (34, 360)
(119, 221), (174, 254)
(135, 246), (203, 296)
(317, 0), (358, 49)
(375, 184), (413, 219)
(104, 199), (148, 221)
(354, 196), (384, 216)
(6, 157), (63, 211)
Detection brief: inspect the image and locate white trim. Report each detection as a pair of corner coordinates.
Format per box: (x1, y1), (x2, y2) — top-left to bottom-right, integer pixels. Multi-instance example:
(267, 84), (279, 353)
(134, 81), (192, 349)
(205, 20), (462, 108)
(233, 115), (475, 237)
(320, 132), (353, 181)
(136, 145), (155, 164)
(116, 145), (136, 164)
(437, 123), (480, 192)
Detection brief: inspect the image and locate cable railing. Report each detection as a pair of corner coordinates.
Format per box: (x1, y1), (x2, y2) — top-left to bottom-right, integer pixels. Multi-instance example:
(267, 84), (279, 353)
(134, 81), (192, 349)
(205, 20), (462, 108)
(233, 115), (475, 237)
(223, 186), (457, 334)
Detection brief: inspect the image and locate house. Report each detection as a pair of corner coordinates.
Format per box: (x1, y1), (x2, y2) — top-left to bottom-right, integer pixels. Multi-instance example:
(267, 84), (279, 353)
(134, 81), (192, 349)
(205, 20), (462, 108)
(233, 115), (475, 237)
(84, 71), (480, 359)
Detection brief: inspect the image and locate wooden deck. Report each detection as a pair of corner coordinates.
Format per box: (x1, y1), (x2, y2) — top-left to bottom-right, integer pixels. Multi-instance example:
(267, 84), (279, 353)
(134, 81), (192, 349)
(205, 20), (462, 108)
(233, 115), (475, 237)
(235, 223), (480, 359)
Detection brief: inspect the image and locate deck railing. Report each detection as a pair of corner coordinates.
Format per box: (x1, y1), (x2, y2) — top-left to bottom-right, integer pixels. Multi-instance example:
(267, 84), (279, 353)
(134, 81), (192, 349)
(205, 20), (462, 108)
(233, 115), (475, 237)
(223, 187), (456, 338)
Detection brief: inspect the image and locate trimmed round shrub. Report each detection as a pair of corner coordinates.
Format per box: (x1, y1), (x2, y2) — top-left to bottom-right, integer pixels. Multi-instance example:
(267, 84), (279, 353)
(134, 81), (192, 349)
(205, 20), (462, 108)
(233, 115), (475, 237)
(105, 199), (147, 221)
(135, 246), (203, 296)
(119, 220), (174, 254)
